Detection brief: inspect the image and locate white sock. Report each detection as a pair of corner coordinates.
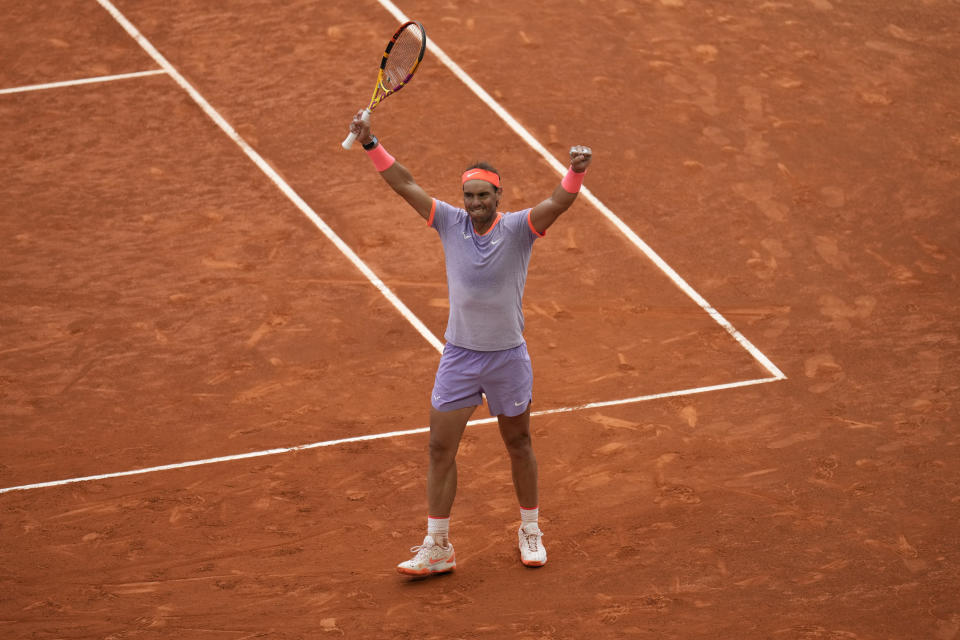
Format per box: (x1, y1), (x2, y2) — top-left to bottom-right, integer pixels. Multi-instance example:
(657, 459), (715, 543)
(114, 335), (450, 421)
(427, 515), (449, 545)
(520, 506), (539, 529)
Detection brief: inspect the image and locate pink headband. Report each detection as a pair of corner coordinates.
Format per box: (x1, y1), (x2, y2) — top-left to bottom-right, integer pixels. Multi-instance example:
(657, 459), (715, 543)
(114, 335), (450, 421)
(461, 168), (501, 188)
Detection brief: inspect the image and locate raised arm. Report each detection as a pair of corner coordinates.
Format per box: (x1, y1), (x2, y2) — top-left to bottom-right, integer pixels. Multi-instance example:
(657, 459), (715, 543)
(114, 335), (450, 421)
(349, 110), (433, 221)
(529, 145), (593, 234)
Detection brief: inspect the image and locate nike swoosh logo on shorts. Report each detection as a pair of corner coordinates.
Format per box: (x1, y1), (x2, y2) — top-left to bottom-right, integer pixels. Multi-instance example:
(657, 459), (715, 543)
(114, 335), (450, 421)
(514, 400), (526, 406)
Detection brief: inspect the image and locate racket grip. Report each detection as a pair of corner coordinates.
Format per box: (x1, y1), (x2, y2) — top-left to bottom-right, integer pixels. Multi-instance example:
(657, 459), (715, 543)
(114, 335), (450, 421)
(341, 131), (359, 150)
(341, 109), (371, 150)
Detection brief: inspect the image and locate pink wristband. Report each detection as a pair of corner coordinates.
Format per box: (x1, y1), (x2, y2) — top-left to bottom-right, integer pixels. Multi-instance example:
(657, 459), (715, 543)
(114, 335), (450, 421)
(366, 143), (396, 172)
(561, 166), (586, 193)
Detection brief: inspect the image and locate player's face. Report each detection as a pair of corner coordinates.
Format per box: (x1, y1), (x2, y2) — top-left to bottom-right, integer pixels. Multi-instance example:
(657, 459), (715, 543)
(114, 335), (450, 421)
(462, 180), (501, 230)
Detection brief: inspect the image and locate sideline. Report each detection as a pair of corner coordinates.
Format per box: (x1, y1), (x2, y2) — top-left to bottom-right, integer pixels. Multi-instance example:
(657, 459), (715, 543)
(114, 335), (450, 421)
(375, 0), (786, 381)
(94, 0), (446, 353)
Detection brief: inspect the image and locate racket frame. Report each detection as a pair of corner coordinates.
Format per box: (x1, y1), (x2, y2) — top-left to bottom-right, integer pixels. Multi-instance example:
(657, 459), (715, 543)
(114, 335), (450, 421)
(342, 20), (426, 150)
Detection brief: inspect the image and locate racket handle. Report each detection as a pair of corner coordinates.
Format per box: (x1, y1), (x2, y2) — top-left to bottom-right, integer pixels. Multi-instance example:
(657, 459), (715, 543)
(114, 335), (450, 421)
(341, 109), (371, 150)
(341, 130), (360, 150)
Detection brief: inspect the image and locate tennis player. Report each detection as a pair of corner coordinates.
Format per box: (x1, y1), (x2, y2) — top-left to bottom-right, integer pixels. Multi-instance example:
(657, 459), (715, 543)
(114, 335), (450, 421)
(348, 110), (592, 575)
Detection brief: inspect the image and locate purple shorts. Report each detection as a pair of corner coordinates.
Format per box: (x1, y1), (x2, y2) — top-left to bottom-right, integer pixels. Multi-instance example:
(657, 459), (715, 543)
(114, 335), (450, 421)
(431, 342), (533, 417)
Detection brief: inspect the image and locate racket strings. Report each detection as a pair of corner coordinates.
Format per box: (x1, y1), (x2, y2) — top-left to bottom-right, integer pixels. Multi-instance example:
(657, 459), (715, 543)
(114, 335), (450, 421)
(383, 25), (425, 90)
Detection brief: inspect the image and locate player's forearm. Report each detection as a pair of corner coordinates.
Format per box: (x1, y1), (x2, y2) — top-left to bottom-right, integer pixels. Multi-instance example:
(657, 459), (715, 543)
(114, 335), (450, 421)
(543, 182), (580, 218)
(550, 162), (588, 212)
(550, 184), (578, 212)
(377, 158), (426, 206)
(379, 160), (415, 192)
(363, 136), (406, 190)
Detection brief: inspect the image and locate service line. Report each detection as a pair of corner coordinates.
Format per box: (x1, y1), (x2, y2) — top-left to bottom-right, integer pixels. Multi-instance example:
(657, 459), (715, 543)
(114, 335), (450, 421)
(0, 69), (166, 95)
(0, 376), (779, 494)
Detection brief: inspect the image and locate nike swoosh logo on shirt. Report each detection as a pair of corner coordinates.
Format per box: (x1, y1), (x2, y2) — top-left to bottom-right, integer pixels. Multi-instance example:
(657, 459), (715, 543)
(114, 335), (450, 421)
(462, 233), (472, 239)
(491, 238), (502, 245)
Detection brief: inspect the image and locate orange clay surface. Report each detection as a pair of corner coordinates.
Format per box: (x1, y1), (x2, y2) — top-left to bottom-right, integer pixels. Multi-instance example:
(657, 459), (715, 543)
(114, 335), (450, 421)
(1, 1), (958, 638)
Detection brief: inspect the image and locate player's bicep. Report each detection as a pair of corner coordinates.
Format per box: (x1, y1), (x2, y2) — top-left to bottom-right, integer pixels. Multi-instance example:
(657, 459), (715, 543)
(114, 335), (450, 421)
(529, 196), (565, 234)
(530, 182), (580, 234)
(396, 181), (434, 220)
(380, 163), (433, 220)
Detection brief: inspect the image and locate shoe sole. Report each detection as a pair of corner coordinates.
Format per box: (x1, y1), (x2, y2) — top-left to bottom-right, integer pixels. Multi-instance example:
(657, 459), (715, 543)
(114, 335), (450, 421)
(396, 563), (456, 576)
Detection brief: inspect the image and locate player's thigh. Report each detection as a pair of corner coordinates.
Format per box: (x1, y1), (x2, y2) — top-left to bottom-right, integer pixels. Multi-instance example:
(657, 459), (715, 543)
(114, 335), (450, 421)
(497, 406), (532, 453)
(428, 405), (476, 455)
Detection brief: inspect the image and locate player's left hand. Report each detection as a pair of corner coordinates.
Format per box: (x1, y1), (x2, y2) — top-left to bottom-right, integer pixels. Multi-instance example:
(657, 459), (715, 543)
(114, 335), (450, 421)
(569, 145), (592, 173)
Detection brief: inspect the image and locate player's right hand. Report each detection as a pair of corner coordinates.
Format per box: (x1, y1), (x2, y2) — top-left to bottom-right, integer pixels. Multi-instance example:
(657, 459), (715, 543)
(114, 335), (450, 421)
(350, 109), (373, 145)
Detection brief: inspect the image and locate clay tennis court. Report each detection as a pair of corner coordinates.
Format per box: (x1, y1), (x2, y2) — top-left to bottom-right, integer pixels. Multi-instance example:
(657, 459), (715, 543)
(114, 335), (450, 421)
(2, 0), (958, 637)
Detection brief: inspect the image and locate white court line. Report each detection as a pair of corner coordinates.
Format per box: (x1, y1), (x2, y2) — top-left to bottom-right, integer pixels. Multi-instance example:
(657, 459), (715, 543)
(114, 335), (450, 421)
(0, 376), (778, 494)
(0, 69), (166, 95)
(377, 0), (786, 381)
(0, 2), (786, 496)
(94, 0), (445, 354)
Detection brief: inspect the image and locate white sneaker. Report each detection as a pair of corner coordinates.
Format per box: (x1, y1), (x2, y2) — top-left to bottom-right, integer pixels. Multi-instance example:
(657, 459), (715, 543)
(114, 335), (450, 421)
(518, 523), (547, 567)
(396, 535), (456, 576)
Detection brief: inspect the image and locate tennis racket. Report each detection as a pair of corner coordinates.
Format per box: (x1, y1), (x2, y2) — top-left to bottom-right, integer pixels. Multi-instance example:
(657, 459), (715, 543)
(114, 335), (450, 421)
(341, 20), (427, 150)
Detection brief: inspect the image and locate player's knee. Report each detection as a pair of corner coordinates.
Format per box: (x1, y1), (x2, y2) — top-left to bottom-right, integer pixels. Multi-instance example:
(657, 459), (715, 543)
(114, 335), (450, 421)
(503, 431), (533, 458)
(428, 437), (459, 464)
